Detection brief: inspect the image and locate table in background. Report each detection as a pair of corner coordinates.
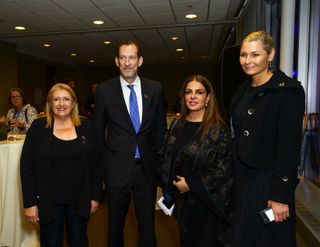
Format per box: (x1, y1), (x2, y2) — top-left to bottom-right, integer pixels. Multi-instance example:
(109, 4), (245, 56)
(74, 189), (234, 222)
(0, 141), (39, 247)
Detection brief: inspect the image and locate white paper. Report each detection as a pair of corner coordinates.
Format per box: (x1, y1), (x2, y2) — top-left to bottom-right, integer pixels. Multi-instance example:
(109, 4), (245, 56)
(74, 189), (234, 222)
(157, 196), (174, 216)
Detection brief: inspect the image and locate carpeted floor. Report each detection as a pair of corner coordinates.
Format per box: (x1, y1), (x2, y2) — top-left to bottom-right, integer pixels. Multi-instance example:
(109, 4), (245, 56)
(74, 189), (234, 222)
(85, 199), (180, 247)
(64, 198), (309, 247)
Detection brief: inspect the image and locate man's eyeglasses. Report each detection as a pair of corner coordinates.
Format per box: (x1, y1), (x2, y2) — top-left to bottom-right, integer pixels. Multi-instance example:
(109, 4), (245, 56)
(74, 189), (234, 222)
(10, 95), (22, 99)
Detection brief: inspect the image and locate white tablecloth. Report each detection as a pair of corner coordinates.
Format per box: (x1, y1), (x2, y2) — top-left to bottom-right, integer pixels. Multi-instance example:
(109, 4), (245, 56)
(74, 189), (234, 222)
(0, 141), (39, 247)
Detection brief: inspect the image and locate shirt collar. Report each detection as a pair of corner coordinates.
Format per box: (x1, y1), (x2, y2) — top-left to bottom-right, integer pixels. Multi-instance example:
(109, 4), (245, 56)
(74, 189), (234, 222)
(120, 75), (141, 88)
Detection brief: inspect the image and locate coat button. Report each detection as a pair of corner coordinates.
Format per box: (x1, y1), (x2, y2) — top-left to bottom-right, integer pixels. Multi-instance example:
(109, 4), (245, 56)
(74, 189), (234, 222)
(248, 108), (254, 115)
(37, 196), (40, 199)
(282, 176), (288, 182)
(258, 92), (264, 97)
(243, 130), (249, 136)
(279, 82), (285, 87)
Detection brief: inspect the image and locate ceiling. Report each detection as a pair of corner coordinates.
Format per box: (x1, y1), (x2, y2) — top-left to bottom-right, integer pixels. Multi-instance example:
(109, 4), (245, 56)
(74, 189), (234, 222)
(0, 0), (250, 65)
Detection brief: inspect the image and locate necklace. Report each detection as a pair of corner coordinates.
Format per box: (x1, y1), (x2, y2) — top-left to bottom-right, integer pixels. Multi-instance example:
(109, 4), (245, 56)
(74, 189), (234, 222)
(54, 127), (76, 140)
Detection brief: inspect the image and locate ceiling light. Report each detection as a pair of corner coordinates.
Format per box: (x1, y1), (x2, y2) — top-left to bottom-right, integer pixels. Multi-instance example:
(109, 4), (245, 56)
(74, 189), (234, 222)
(103, 41), (111, 45)
(15, 26), (26, 30)
(185, 14), (198, 19)
(43, 43), (51, 47)
(70, 53), (77, 57)
(170, 36), (179, 41)
(93, 20), (104, 25)
(89, 59), (95, 63)
(176, 48), (184, 52)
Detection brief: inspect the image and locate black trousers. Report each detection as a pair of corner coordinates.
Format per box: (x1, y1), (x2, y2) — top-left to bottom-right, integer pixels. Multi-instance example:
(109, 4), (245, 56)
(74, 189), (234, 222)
(179, 196), (222, 247)
(107, 163), (157, 247)
(40, 203), (88, 247)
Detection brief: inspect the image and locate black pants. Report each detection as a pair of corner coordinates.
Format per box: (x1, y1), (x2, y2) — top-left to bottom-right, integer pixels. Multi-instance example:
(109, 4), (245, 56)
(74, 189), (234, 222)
(40, 203), (88, 247)
(107, 163), (157, 247)
(179, 197), (222, 247)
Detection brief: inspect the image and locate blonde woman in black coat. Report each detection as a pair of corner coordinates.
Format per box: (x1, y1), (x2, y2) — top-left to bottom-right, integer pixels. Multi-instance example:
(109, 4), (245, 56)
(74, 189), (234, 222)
(159, 75), (233, 247)
(230, 31), (305, 247)
(20, 83), (103, 247)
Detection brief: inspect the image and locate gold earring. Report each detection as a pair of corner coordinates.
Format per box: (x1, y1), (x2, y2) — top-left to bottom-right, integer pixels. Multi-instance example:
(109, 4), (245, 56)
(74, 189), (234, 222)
(205, 101), (208, 107)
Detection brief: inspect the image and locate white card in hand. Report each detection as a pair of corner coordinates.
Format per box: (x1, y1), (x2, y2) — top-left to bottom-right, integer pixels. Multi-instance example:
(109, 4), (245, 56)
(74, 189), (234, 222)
(157, 196), (175, 216)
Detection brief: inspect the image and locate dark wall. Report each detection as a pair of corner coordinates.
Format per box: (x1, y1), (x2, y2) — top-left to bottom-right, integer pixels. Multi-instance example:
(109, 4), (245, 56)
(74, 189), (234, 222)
(15, 52), (220, 114)
(78, 62), (219, 113)
(0, 41), (17, 115)
(219, 45), (247, 116)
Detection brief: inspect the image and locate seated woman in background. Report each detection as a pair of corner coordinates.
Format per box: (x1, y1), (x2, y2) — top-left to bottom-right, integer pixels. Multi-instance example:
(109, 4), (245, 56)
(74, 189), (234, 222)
(159, 75), (233, 246)
(7, 88), (38, 132)
(20, 83), (103, 247)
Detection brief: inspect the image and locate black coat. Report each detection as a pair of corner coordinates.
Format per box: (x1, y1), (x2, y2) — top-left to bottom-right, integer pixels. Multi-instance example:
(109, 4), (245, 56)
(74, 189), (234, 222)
(159, 119), (233, 246)
(20, 117), (103, 225)
(229, 70), (305, 247)
(94, 76), (167, 187)
(230, 70), (305, 203)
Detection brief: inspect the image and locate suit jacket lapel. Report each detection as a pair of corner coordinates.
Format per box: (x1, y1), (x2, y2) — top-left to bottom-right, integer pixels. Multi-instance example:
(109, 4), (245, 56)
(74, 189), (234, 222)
(140, 79), (150, 130)
(113, 78), (133, 128)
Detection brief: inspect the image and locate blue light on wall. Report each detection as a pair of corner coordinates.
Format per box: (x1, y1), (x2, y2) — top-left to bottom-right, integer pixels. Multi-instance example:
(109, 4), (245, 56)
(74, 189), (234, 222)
(292, 69), (297, 78)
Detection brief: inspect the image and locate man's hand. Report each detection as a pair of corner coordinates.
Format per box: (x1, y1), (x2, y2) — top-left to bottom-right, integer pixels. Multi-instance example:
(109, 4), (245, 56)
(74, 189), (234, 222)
(90, 200), (99, 214)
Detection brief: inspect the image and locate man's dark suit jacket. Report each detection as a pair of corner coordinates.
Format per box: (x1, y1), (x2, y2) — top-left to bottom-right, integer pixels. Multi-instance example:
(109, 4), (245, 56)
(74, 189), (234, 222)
(20, 117), (103, 225)
(94, 76), (167, 187)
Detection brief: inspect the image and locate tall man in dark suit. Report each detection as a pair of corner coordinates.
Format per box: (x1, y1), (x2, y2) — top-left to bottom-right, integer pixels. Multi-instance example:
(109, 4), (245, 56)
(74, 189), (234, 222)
(94, 40), (167, 247)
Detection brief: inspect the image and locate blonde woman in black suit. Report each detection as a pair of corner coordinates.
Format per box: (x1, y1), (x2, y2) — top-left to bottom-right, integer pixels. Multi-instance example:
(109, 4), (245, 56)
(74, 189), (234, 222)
(20, 83), (103, 247)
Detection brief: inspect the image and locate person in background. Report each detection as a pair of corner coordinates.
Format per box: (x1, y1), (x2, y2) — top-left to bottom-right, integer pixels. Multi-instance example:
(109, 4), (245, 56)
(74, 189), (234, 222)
(65, 77), (82, 112)
(20, 83), (103, 247)
(85, 82), (98, 118)
(7, 88), (38, 132)
(159, 75), (233, 246)
(64, 77), (77, 92)
(173, 88), (183, 114)
(0, 115), (5, 122)
(94, 40), (167, 247)
(229, 31), (305, 247)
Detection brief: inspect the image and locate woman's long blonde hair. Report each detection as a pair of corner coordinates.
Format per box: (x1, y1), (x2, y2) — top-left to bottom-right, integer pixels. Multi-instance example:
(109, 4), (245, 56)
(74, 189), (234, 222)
(45, 83), (81, 128)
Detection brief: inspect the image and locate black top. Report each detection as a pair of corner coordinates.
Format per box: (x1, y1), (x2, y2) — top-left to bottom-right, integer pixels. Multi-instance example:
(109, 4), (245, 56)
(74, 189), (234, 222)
(51, 135), (83, 204)
(172, 120), (201, 175)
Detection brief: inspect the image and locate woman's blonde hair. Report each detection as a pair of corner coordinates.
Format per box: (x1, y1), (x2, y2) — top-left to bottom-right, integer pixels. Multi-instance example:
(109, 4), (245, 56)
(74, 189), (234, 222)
(45, 83), (81, 128)
(242, 30), (274, 54)
(180, 75), (225, 140)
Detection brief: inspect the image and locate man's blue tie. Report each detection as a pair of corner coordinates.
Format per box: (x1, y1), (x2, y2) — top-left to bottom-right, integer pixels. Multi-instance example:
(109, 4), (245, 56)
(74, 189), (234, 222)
(128, 84), (140, 158)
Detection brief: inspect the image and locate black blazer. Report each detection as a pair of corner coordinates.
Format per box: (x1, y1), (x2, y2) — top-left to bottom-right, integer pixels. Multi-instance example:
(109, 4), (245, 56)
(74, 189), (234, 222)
(94, 76), (167, 187)
(230, 70), (305, 204)
(20, 117), (103, 224)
